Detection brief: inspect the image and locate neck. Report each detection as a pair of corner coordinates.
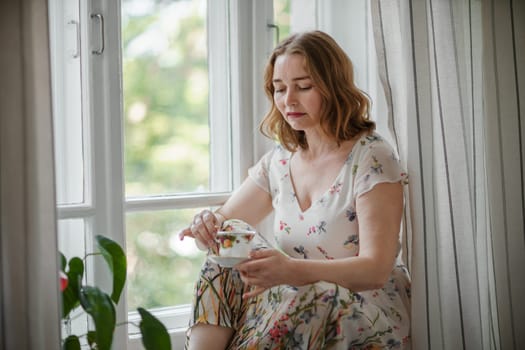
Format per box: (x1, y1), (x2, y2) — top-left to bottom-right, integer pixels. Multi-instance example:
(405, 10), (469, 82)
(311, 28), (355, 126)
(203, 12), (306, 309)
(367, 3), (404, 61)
(302, 141), (339, 158)
(299, 132), (361, 160)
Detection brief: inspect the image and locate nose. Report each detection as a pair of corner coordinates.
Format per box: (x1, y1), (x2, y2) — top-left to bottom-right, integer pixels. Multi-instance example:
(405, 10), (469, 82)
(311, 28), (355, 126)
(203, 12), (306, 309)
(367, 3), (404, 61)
(284, 90), (297, 106)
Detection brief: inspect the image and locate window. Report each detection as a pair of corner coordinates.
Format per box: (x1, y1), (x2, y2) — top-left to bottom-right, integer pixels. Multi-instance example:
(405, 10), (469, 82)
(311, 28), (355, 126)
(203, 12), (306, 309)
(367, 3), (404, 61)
(122, 0), (228, 316)
(50, 0), (376, 348)
(122, 3), (275, 347)
(50, 0), (274, 348)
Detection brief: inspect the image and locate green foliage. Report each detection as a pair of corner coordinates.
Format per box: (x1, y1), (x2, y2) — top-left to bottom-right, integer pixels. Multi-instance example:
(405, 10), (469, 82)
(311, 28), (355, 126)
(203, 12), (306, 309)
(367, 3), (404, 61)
(96, 235), (127, 303)
(78, 286), (116, 350)
(63, 336), (81, 350)
(60, 235), (171, 350)
(138, 308), (172, 349)
(62, 257), (83, 317)
(122, 0), (210, 197)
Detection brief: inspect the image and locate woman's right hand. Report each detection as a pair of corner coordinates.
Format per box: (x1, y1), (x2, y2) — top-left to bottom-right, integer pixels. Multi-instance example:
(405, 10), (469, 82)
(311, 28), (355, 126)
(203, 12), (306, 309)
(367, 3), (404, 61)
(179, 209), (221, 253)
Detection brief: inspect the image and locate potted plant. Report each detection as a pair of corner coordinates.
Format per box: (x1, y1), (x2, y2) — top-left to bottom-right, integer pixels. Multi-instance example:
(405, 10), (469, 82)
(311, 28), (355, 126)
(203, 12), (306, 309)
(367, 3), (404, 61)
(60, 235), (171, 350)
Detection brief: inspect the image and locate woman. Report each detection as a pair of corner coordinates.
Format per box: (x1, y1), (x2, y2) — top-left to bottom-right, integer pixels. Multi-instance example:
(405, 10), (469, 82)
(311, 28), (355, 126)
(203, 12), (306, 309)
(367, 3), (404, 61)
(180, 30), (410, 349)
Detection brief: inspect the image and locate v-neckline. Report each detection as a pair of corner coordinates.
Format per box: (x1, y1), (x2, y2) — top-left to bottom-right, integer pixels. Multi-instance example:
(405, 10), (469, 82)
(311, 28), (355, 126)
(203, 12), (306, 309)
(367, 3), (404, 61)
(287, 135), (363, 214)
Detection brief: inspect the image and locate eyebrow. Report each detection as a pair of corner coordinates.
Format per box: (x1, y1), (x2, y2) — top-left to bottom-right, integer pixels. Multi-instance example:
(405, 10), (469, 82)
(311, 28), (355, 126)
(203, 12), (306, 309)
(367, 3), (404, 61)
(272, 76), (311, 83)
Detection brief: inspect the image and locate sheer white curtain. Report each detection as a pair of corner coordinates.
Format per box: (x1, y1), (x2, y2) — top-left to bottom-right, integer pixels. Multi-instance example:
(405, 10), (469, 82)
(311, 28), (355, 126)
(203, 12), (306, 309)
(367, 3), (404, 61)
(371, 0), (525, 349)
(0, 0), (61, 348)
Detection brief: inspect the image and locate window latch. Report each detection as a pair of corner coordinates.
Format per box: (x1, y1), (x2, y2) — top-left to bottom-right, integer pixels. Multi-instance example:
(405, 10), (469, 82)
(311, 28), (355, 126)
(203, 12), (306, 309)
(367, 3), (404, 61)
(267, 23), (280, 46)
(67, 20), (80, 58)
(91, 13), (104, 55)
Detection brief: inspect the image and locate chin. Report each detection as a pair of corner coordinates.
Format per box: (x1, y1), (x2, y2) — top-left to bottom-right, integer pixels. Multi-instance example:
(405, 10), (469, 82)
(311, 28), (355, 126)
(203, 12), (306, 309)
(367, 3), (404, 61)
(286, 121), (308, 131)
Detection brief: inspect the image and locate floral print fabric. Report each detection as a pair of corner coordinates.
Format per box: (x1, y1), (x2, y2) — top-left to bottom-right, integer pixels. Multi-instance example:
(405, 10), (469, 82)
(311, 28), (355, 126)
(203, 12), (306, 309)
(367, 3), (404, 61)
(187, 132), (411, 349)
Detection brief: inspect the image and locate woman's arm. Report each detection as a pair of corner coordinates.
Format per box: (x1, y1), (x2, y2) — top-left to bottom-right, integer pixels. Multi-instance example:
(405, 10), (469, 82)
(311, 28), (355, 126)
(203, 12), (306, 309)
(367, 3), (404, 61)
(179, 177), (273, 249)
(217, 177), (274, 227)
(237, 181), (403, 297)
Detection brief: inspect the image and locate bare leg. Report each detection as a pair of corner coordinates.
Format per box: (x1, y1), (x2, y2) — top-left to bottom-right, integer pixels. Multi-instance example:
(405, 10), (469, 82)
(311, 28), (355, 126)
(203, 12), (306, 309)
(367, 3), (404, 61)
(186, 324), (234, 350)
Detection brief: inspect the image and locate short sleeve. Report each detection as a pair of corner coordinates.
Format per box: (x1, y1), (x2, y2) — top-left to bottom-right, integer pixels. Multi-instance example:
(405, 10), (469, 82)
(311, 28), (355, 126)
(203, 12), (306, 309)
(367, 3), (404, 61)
(353, 139), (408, 197)
(247, 148), (275, 193)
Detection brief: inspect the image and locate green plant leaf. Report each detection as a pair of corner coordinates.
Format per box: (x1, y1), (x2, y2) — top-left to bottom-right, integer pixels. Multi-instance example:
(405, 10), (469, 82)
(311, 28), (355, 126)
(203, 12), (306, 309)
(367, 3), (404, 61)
(63, 335), (81, 350)
(62, 257), (84, 317)
(60, 252), (67, 271)
(87, 331), (97, 349)
(137, 307), (171, 350)
(95, 235), (127, 304)
(79, 286), (116, 350)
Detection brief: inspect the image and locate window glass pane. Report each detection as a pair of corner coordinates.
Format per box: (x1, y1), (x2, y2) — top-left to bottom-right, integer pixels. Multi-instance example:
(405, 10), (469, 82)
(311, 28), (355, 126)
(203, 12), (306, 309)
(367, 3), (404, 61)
(122, 0), (214, 197)
(49, 0), (85, 205)
(58, 218), (87, 261)
(126, 209), (206, 311)
(274, 0), (291, 40)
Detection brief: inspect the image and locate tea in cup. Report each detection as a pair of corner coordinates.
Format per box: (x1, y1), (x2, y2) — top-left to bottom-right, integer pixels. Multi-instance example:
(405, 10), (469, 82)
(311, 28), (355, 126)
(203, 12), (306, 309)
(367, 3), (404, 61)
(216, 230), (256, 258)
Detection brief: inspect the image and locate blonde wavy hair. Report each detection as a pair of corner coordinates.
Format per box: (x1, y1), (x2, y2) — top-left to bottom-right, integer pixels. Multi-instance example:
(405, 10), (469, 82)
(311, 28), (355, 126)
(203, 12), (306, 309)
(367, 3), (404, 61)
(259, 30), (375, 152)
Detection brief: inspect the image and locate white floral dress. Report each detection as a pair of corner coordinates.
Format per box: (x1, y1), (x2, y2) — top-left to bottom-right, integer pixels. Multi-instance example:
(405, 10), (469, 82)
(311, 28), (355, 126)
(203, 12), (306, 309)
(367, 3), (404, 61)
(187, 132), (411, 349)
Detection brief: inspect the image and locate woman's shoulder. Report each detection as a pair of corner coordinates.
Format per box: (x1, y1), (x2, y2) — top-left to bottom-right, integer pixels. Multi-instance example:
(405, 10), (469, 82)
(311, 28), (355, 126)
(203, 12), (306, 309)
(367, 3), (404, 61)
(265, 143), (293, 161)
(354, 131), (399, 158)
(253, 143), (292, 170)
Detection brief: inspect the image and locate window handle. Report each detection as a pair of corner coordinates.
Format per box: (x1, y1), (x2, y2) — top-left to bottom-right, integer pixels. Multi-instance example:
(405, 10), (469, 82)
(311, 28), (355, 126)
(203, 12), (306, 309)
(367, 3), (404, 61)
(267, 23), (280, 46)
(91, 13), (104, 55)
(67, 20), (80, 58)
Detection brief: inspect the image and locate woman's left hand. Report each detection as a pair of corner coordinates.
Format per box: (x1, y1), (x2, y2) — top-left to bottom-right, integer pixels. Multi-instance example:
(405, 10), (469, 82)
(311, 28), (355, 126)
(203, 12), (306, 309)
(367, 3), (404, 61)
(235, 249), (294, 299)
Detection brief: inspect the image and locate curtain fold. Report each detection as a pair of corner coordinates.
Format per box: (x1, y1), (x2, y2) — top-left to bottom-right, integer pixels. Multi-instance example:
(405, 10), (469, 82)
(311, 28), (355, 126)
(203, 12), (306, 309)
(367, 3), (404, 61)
(0, 0), (61, 349)
(482, 0), (525, 349)
(371, 0), (525, 349)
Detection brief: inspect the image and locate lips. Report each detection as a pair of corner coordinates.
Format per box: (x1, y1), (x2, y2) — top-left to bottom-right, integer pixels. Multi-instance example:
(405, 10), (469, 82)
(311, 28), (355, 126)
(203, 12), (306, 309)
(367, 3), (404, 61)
(286, 112), (305, 118)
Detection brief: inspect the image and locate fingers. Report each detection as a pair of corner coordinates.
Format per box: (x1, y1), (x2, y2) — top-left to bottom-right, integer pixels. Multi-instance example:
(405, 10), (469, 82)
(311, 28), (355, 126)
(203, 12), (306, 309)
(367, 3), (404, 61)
(190, 209), (220, 253)
(236, 264), (267, 299)
(249, 248), (276, 259)
(198, 210), (219, 234)
(179, 227), (209, 251)
(235, 249), (290, 298)
(242, 286), (266, 299)
(237, 266), (261, 280)
(178, 227), (194, 240)
(236, 250), (277, 277)
(237, 263), (267, 289)
(192, 211), (216, 243)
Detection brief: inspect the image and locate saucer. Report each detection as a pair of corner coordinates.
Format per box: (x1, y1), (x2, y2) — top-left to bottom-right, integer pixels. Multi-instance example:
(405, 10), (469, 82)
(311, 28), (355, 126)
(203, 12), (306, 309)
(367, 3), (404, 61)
(208, 255), (248, 268)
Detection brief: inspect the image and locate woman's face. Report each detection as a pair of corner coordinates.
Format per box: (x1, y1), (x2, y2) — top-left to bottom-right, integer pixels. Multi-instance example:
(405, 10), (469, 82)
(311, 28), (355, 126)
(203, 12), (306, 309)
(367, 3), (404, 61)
(272, 53), (323, 133)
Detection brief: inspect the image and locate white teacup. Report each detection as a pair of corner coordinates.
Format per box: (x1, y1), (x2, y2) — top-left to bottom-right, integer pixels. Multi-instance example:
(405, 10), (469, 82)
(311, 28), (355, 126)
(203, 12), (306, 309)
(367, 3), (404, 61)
(215, 230), (256, 258)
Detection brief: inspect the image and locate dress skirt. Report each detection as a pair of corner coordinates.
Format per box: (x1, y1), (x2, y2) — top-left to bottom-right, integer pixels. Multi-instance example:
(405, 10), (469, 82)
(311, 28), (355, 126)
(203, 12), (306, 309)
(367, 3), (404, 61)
(186, 259), (411, 350)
